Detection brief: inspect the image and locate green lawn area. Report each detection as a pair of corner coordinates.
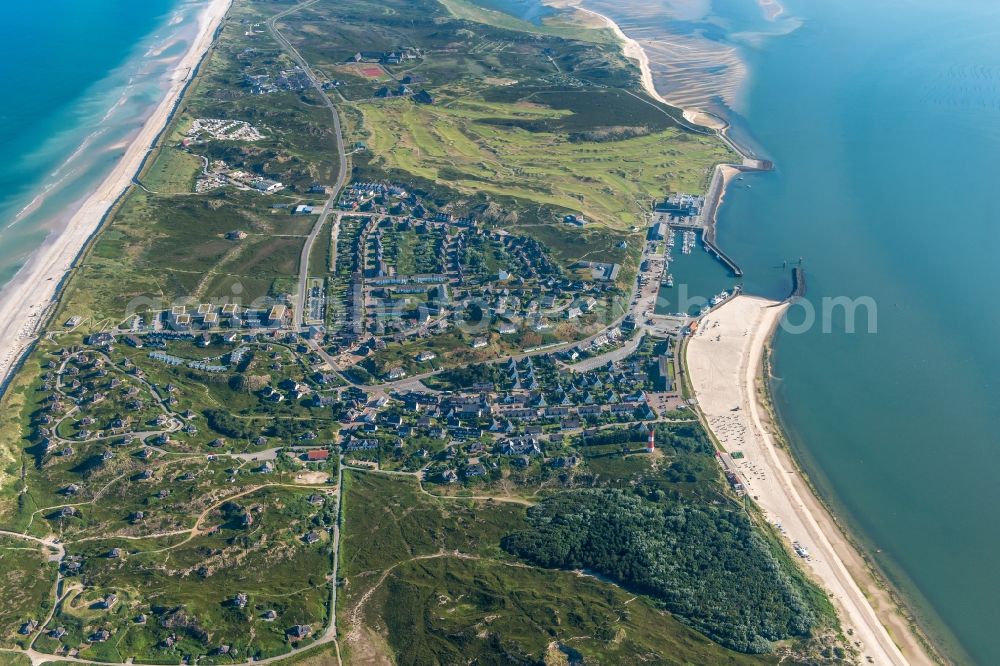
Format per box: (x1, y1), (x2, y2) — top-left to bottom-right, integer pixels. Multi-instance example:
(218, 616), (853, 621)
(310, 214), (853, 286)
(142, 148), (203, 194)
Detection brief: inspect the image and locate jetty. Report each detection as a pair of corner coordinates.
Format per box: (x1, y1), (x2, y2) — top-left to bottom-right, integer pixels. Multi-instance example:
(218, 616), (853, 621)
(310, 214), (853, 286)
(653, 142), (771, 282)
(701, 159), (772, 246)
(788, 266), (806, 300)
(703, 237), (743, 277)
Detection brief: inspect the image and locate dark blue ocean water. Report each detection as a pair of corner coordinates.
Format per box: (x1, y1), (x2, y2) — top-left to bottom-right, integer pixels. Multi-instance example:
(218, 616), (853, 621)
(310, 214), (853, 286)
(0, 0), (186, 288)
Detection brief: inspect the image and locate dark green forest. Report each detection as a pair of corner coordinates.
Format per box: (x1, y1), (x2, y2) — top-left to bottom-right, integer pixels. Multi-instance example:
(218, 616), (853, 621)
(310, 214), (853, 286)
(503, 488), (830, 653)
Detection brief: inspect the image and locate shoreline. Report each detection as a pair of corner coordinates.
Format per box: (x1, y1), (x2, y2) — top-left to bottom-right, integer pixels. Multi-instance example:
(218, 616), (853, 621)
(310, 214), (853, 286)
(564, 1), (755, 151)
(574, 2), (941, 663)
(0, 0), (232, 393)
(760, 334), (950, 664)
(686, 296), (930, 664)
(563, 2), (771, 251)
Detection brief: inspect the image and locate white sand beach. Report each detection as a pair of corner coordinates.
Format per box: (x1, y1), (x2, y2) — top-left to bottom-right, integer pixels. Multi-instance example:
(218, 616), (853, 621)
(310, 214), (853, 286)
(687, 295), (931, 665)
(0, 0), (231, 387)
(560, 0), (746, 120)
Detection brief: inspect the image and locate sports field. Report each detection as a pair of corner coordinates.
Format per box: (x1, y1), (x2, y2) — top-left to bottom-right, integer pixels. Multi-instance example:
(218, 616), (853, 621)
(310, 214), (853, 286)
(339, 62), (390, 80)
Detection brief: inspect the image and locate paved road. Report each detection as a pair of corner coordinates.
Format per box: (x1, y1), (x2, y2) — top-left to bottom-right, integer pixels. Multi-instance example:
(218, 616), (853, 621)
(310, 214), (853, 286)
(0, 7), (351, 666)
(267, 7), (346, 664)
(565, 331), (645, 373)
(266, 1), (350, 331)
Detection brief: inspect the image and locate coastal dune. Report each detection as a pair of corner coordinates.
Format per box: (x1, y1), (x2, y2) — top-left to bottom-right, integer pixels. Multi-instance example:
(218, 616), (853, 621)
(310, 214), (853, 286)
(0, 0), (232, 388)
(686, 296), (927, 665)
(0, 0), (941, 662)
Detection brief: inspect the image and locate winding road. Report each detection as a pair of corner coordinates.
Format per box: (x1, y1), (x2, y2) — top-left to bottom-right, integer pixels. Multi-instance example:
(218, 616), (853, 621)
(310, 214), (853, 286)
(265, 0), (350, 332)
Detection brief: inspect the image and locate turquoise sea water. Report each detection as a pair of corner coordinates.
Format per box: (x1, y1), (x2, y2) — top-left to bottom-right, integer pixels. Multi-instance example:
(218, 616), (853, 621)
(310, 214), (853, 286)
(6, 0), (1000, 661)
(489, 0), (1000, 662)
(627, 0), (1000, 661)
(0, 0), (193, 290)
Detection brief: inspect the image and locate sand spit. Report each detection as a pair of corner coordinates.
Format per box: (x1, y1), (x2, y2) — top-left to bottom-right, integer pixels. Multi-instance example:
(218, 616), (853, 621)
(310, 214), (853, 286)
(560, 0), (746, 116)
(562, 1), (932, 659)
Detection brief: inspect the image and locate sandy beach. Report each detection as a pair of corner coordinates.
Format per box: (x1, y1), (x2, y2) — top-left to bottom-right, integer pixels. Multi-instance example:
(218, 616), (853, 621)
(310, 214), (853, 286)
(559, 0), (747, 122)
(558, 1), (669, 108)
(577, 1), (936, 659)
(585, 0), (938, 658)
(0, 0), (231, 389)
(0, 0), (942, 661)
(564, 0), (766, 248)
(687, 296), (932, 664)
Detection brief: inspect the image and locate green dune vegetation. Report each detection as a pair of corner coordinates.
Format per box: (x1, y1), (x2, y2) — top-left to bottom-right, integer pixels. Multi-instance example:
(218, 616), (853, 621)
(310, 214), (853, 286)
(279, 0), (734, 279)
(503, 489), (831, 653)
(0, 0), (848, 663)
(359, 89), (730, 231)
(435, 0), (621, 43)
(336, 471), (788, 665)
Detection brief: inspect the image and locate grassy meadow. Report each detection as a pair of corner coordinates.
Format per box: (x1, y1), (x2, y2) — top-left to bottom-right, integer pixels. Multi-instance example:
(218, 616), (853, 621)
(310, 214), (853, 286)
(359, 90), (730, 230)
(336, 469), (778, 665)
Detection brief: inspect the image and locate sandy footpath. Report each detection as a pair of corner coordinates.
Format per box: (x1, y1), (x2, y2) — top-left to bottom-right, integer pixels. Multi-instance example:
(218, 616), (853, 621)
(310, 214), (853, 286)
(687, 295), (931, 665)
(0, 0), (231, 388)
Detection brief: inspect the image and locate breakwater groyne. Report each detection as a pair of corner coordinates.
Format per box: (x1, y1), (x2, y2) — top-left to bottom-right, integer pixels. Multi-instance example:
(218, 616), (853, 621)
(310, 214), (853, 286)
(704, 237), (744, 277)
(789, 265), (806, 300)
(701, 157), (773, 247)
(664, 220), (744, 277)
(696, 120), (773, 281)
(689, 150), (772, 281)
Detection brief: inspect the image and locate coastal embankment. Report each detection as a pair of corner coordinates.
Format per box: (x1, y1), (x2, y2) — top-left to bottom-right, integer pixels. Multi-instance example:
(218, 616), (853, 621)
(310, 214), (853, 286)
(562, 0), (770, 271)
(573, 1), (937, 662)
(0, 0), (232, 392)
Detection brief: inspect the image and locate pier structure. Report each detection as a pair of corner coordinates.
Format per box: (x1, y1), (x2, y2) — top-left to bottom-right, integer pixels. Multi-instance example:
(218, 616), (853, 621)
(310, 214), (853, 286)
(662, 220), (744, 278)
(788, 266), (806, 301)
(649, 124), (773, 292)
(703, 236), (744, 277)
(656, 159), (771, 281)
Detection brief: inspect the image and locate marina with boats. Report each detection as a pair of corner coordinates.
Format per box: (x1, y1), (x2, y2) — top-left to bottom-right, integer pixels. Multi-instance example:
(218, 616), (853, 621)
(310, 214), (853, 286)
(649, 195), (744, 318)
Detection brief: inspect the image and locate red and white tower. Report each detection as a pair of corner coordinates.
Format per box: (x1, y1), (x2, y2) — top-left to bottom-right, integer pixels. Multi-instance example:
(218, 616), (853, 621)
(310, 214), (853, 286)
(646, 430), (655, 453)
